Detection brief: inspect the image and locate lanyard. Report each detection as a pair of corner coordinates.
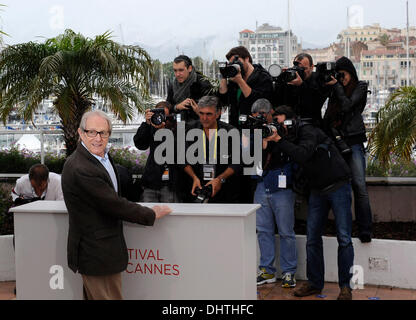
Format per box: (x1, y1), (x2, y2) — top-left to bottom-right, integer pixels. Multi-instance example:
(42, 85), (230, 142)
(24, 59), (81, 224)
(202, 129), (218, 162)
(236, 88), (242, 103)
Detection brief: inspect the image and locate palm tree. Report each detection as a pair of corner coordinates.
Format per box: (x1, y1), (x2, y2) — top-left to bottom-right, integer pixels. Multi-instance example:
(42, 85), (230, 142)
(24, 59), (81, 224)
(378, 33), (390, 47)
(368, 86), (416, 166)
(0, 29), (153, 155)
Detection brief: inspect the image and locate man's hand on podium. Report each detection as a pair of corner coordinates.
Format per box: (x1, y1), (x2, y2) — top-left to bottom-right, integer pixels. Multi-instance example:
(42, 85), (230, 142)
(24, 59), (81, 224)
(152, 205), (172, 219)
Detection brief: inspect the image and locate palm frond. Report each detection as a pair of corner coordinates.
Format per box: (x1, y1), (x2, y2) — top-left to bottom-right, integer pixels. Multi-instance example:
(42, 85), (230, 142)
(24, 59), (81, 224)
(369, 86), (416, 167)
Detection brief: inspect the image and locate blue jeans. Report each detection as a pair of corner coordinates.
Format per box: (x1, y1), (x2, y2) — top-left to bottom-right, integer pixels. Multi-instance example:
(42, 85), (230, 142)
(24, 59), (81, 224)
(140, 186), (180, 203)
(306, 183), (354, 289)
(347, 144), (373, 236)
(255, 182), (297, 275)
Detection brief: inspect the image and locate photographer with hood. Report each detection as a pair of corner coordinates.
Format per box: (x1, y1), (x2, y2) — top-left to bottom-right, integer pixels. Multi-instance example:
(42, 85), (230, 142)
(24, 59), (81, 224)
(269, 105), (354, 300)
(323, 56), (373, 243)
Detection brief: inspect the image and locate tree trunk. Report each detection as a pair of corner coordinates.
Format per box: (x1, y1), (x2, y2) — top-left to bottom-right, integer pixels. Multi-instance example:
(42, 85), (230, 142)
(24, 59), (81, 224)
(59, 100), (91, 157)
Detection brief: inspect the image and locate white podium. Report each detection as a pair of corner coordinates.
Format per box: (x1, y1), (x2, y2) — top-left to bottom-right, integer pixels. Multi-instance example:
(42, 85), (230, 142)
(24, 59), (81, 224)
(11, 201), (259, 300)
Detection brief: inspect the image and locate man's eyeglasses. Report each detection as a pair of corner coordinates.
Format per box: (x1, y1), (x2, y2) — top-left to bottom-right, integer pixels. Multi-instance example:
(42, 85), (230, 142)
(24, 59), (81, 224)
(83, 129), (110, 138)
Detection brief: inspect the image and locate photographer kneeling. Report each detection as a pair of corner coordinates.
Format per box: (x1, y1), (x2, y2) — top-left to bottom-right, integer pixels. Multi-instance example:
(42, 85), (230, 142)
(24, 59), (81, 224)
(270, 105), (354, 300)
(134, 101), (180, 203)
(251, 99), (297, 288)
(12, 163), (63, 204)
(323, 56), (373, 243)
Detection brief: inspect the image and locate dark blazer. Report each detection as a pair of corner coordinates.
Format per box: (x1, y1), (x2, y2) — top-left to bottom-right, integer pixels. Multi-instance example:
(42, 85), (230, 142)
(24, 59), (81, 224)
(61, 142), (156, 276)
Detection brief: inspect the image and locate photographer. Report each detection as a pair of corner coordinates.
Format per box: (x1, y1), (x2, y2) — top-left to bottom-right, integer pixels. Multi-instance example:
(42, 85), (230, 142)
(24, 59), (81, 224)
(183, 96), (241, 204)
(12, 163), (63, 205)
(270, 105), (354, 300)
(251, 100), (297, 288)
(274, 53), (331, 128)
(323, 56), (372, 243)
(167, 55), (213, 122)
(219, 46), (273, 128)
(134, 101), (180, 202)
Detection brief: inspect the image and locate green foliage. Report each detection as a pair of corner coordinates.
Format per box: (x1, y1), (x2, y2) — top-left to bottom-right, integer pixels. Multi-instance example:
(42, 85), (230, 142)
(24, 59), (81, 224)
(368, 86), (416, 168)
(366, 155), (416, 177)
(0, 147), (66, 173)
(108, 146), (148, 174)
(378, 33), (390, 46)
(0, 147), (40, 173)
(0, 185), (13, 235)
(0, 146), (147, 174)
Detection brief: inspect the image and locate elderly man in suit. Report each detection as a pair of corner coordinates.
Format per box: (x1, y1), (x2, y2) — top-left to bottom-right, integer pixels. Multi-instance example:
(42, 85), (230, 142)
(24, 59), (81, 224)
(62, 110), (172, 300)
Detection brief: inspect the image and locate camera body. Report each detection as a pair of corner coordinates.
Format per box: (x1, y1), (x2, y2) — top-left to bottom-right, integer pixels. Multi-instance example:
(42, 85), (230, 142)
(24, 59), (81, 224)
(150, 108), (175, 126)
(240, 114), (294, 139)
(276, 66), (306, 84)
(150, 108), (166, 126)
(219, 56), (245, 79)
(315, 61), (344, 84)
(194, 184), (213, 203)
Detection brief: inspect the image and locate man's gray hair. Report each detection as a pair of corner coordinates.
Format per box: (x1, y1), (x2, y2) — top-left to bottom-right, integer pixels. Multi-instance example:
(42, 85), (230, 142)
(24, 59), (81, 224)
(198, 96), (220, 110)
(79, 109), (113, 133)
(251, 98), (272, 114)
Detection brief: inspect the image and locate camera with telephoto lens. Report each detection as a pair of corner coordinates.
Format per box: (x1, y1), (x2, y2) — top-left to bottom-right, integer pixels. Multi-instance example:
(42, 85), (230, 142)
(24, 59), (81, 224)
(194, 184), (213, 203)
(240, 114), (293, 139)
(240, 114), (268, 138)
(315, 61), (345, 84)
(331, 127), (352, 155)
(270, 62), (306, 84)
(263, 119), (295, 138)
(279, 66), (306, 83)
(219, 56), (245, 79)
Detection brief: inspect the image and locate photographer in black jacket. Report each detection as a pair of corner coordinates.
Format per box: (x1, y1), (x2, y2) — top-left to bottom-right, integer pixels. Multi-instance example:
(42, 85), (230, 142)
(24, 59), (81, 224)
(167, 55), (213, 123)
(219, 46), (273, 128)
(134, 101), (180, 202)
(323, 56), (373, 243)
(274, 53), (331, 128)
(270, 105), (354, 300)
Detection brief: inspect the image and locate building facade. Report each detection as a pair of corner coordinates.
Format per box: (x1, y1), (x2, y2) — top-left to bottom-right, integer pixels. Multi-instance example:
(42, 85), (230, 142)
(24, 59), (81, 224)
(238, 23), (301, 70)
(360, 48), (416, 91)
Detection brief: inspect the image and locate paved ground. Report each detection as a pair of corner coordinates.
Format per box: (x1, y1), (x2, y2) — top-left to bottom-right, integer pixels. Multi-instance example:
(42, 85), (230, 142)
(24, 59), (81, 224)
(1, 280), (415, 300)
(257, 279), (416, 300)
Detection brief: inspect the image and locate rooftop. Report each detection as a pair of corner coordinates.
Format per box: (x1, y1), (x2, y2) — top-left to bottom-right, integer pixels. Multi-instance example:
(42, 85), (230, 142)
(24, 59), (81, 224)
(239, 29), (255, 34)
(362, 48), (416, 55)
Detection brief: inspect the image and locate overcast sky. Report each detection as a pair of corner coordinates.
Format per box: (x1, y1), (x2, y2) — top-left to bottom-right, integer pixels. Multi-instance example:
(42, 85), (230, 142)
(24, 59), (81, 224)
(0, 0), (413, 61)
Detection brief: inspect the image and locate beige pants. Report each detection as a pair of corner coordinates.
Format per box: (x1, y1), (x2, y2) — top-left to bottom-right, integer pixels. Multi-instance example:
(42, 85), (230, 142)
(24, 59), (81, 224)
(81, 272), (123, 300)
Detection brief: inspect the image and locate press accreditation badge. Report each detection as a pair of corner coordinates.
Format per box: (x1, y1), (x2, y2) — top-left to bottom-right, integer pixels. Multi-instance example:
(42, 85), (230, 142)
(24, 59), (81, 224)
(203, 165), (215, 181)
(278, 174), (287, 189)
(162, 167), (169, 181)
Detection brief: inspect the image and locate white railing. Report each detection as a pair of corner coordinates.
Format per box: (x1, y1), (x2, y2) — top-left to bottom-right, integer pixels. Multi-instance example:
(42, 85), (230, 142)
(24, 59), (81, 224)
(0, 126), (142, 164)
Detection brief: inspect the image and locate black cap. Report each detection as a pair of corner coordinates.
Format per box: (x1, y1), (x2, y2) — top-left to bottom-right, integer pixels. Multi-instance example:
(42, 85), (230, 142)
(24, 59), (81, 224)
(335, 56), (358, 82)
